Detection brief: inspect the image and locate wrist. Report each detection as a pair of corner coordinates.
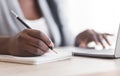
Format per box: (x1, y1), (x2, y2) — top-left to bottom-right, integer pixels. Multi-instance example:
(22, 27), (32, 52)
(0, 36), (11, 55)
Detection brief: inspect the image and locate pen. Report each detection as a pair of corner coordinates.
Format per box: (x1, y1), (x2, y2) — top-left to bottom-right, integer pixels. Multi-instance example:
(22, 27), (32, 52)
(11, 10), (57, 54)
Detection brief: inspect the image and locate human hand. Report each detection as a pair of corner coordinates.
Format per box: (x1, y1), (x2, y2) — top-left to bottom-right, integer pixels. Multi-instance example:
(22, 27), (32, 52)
(75, 29), (113, 49)
(7, 29), (54, 57)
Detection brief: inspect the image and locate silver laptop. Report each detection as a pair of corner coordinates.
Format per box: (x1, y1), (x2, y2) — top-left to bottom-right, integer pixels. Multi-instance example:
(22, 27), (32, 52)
(73, 25), (120, 58)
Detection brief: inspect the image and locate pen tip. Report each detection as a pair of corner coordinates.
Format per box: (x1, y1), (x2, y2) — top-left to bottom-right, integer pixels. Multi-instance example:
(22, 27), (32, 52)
(49, 46), (58, 54)
(49, 46), (52, 50)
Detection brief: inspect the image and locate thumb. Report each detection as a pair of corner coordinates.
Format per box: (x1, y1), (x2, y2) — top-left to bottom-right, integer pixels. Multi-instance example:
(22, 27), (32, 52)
(79, 40), (87, 48)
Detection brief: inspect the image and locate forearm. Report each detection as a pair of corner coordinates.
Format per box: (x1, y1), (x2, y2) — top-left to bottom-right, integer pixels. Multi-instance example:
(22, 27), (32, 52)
(0, 36), (11, 54)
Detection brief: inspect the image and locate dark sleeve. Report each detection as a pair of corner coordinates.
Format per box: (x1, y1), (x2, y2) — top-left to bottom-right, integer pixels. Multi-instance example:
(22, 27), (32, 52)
(46, 0), (65, 46)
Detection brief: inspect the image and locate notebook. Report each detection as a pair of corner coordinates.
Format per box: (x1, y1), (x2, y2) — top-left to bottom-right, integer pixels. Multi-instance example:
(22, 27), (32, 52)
(0, 49), (72, 65)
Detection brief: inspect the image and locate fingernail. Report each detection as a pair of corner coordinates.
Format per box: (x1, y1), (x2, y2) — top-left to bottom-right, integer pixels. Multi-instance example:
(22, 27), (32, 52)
(49, 42), (54, 48)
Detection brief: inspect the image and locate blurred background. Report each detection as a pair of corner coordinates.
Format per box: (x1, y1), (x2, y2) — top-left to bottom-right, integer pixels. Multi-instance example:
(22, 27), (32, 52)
(58, 0), (120, 49)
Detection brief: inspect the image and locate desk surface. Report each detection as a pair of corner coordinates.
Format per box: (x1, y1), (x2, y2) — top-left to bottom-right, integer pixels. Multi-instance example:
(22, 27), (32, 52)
(0, 56), (120, 76)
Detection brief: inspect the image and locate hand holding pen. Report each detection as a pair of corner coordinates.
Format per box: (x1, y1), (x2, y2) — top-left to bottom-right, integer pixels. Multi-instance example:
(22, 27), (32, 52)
(9, 10), (57, 57)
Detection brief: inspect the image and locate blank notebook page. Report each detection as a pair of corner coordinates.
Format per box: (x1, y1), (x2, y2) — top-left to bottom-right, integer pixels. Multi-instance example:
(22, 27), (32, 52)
(0, 49), (72, 65)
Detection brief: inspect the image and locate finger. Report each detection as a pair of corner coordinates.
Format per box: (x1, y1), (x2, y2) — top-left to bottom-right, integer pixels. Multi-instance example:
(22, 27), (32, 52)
(103, 33), (114, 36)
(23, 34), (49, 52)
(79, 40), (87, 48)
(88, 30), (99, 45)
(23, 44), (45, 56)
(102, 34), (111, 46)
(11, 49), (35, 57)
(97, 34), (105, 48)
(92, 33), (99, 45)
(27, 40), (49, 53)
(19, 33), (40, 47)
(36, 40), (49, 52)
(16, 51), (36, 57)
(24, 29), (54, 48)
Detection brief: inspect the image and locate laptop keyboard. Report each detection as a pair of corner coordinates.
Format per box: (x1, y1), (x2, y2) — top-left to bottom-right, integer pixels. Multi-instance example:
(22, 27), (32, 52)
(73, 48), (114, 55)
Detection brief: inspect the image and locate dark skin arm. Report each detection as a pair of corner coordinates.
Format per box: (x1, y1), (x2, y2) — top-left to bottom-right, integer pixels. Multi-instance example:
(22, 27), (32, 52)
(75, 29), (113, 49)
(0, 29), (54, 57)
(0, 37), (11, 55)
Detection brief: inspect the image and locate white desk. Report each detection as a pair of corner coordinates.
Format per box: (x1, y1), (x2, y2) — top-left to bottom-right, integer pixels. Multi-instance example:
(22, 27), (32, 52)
(0, 56), (120, 76)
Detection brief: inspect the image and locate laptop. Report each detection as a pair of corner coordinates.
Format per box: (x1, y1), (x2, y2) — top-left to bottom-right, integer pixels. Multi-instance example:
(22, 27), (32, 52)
(72, 25), (120, 59)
